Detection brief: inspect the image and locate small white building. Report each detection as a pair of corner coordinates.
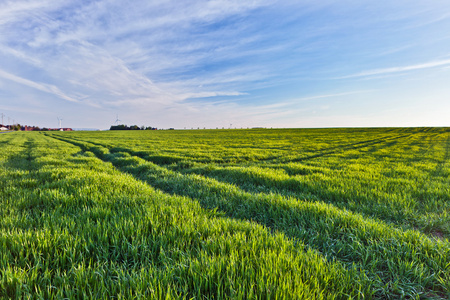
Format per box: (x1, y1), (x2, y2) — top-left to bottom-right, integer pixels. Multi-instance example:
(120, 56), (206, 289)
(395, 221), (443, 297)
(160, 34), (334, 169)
(0, 127), (8, 131)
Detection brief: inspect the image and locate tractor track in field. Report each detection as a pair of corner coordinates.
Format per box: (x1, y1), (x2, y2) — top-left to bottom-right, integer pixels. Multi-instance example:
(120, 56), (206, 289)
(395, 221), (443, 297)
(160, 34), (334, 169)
(3, 135), (35, 172)
(438, 130), (450, 171)
(46, 132), (450, 235)
(46, 132), (428, 228)
(47, 133), (409, 234)
(289, 133), (412, 163)
(47, 133), (442, 238)
(52, 131), (413, 166)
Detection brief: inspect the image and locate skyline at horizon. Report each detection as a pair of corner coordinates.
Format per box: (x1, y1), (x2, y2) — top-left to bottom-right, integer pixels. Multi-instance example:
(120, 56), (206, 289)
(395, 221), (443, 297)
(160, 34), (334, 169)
(1, 1), (450, 129)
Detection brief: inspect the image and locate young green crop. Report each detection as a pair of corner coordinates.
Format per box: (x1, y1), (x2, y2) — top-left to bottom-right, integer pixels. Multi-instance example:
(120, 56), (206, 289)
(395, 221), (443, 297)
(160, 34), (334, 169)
(1, 132), (372, 299)
(51, 133), (450, 298)
(51, 128), (450, 237)
(2, 128), (449, 299)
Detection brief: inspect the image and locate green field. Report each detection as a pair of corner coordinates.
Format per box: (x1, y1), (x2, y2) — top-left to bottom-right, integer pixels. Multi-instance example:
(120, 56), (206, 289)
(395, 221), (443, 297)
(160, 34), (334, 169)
(1, 128), (449, 299)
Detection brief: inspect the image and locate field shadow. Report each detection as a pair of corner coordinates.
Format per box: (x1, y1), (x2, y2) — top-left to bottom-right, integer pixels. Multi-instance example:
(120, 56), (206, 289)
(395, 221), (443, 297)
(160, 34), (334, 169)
(3, 140), (36, 172)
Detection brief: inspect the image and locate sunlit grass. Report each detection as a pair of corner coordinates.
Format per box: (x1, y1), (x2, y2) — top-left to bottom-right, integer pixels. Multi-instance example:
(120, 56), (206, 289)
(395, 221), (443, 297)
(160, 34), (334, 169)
(1, 128), (449, 298)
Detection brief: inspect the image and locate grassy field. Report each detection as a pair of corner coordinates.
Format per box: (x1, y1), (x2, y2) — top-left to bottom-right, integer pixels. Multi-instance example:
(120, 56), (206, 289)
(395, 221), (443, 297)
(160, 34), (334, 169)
(1, 128), (449, 299)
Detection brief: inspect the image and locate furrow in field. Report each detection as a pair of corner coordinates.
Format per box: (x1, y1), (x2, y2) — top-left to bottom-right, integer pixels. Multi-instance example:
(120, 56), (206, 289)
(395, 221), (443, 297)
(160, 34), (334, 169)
(172, 135), (450, 237)
(1, 133), (374, 299)
(170, 131), (450, 238)
(65, 130), (412, 166)
(60, 132), (440, 233)
(48, 134), (450, 298)
(175, 165), (440, 231)
(284, 133), (412, 163)
(54, 131), (411, 165)
(435, 131), (450, 174)
(53, 130), (450, 230)
(0, 134), (33, 172)
(224, 132), (411, 164)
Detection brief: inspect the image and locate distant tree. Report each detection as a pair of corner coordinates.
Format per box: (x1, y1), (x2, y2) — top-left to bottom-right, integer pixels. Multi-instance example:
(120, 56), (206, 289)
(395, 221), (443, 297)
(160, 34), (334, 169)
(110, 124), (128, 130)
(110, 124), (156, 131)
(11, 124), (21, 131)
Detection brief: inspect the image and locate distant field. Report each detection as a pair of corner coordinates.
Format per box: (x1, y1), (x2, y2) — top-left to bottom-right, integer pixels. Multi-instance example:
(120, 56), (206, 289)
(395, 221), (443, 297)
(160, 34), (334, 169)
(1, 128), (449, 299)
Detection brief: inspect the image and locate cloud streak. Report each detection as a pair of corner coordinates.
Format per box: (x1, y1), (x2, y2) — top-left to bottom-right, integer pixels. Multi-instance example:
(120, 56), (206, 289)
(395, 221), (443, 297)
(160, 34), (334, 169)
(340, 58), (450, 79)
(0, 69), (79, 103)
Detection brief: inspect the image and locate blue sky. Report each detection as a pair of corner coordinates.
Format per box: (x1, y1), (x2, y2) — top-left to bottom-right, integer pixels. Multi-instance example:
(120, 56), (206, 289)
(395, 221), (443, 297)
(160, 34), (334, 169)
(1, 0), (450, 129)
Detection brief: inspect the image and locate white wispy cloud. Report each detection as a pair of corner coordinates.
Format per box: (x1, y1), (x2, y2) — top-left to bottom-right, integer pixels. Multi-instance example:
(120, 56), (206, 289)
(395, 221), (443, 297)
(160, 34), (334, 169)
(0, 45), (42, 67)
(249, 90), (375, 111)
(0, 0), (61, 26)
(0, 0), (271, 111)
(292, 90), (375, 102)
(46, 41), (177, 106)
(0, 69), (79, 103)
(339, 59), (450, 79)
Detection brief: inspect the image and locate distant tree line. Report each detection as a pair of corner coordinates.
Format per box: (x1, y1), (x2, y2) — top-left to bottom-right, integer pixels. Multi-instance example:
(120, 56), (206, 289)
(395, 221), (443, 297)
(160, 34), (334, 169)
(110, 124), (157, 131)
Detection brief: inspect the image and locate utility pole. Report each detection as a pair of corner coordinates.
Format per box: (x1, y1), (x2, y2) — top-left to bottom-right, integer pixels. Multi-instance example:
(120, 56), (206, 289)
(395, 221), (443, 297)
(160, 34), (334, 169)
(1, 113), (4, 125)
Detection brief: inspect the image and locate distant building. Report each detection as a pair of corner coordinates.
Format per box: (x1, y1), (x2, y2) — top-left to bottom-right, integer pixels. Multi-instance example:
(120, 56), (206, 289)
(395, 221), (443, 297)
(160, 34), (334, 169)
(1, 124), (74, 131)
(48, 128), (73, 131)
(21, 125), (38, 131)
(0, 123), (74, 131)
